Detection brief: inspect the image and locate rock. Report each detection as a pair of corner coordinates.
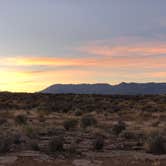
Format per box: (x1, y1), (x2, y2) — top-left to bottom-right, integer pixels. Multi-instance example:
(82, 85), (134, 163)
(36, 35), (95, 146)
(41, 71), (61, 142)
(72, 159), (102, 166)
(73, 159), (91, 166)
(0, 156), (17, 164)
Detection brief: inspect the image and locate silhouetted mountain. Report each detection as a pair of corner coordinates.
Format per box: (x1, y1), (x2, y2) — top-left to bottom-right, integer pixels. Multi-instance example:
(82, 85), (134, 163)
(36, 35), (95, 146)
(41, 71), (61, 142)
(41, 83), (166, 95)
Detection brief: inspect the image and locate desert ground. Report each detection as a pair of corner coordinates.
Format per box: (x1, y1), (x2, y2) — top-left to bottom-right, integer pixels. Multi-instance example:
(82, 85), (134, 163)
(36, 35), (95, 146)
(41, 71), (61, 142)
(0, 92), (165, 165)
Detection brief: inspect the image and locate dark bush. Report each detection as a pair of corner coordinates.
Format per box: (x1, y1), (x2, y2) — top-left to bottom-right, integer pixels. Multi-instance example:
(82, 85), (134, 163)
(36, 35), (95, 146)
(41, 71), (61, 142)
(112, 121), (126, 135)
(144, 132), (166, 155)
(48, 136), (64, 153)
(67, 142), (77, 154)
(63, 118), (78, 130)
(47, 127), (65, 136)
(24, 125), (37, 138)
(0, 118), (7, 125)
(75, 109), (83, 116)
(30, 141), (40, 151)
(120, 130), (137, 140)
(81, 114), (97, 128)
(15, 114), (27, 125)
(93, 135), (104, 150)
(12, 133), (21, 144)
(0, 136), (12, 153)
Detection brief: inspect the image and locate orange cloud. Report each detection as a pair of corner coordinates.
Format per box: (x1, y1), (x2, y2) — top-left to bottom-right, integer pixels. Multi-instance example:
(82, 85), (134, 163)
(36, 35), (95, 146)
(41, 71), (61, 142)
(1, 38), (166, 92)
(79, 42), (166, 57)
(2, 54), (166, 70)
(4, 56), (97, 67)
(148, 71), (166, 78)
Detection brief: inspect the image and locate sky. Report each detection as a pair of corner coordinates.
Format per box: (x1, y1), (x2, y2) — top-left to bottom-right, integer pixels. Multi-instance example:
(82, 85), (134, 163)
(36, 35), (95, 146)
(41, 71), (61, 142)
(0, 0), (166, 92)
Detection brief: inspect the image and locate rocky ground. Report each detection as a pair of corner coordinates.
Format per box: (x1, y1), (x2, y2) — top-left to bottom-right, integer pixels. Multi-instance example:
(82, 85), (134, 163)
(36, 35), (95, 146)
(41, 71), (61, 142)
(0, 150), (166, 166)
(0, 93), (165, 165)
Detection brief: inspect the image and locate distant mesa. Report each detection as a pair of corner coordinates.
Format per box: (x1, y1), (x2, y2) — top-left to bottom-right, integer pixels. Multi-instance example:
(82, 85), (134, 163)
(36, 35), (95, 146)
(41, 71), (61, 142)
(40, 82), (166, 95)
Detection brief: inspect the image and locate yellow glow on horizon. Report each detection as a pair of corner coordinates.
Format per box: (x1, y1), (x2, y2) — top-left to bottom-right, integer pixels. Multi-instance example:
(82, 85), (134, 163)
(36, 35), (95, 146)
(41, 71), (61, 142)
(1, 41), (166, 92)
(0, 67), (166, 92)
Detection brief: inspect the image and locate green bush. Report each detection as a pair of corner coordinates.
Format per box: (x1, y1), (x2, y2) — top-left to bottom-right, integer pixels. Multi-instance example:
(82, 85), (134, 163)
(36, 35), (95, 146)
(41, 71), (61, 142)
(81, 114), (97, 128)
(63, 118), (78, 130)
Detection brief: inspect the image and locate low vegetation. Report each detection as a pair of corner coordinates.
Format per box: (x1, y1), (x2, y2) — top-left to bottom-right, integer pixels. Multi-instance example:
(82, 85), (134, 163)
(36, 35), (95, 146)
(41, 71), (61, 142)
(15, 114), (27, 125)
(144, 131), (166, 154)
(93, 135), (104, 150)
(112, 121), (126, 135)
(48, 136), (64, 153)
(0, 92), (165, 160)
(63, 118), (78, 130)
(81, 114), (97, 128)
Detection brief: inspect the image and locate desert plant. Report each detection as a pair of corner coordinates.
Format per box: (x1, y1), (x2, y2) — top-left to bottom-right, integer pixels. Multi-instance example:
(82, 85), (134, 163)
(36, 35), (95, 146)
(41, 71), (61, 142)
(112, 121), (126, 135)
(67, 141), (78, 154)
(81, 114), (97, 128)
(119, 130), (137, 140)
(30, 140), (40, 151)
(24, 125), (37, 138)
(63, 118), (78, 130)
(0, 136), (12, 153)
(74, 109), (83, 116)
(15, 114), (27, 125)
(47, 127), (65, 136)
(48, 136), (64, 153)
(144, 131), (166, 155)
(93, 135), (104, 150)
(12, 133), (21, 144)
(0, 118), (7, 125)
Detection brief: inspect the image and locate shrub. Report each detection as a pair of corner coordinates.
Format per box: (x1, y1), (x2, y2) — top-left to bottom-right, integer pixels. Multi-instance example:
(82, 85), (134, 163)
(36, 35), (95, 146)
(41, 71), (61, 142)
(30, 141), (40, 151)
(67, 141), (77, 154)
(74, 109), (83, 116)
(63, 118), (78, 130)
(142, 103), (159, 112)
(120, 130), (137, 140)
(0, 118), (7, 125)
(47, 127), (65, 136)
(15, 114), (27, 125)
(0, 136), (12, 153)
(144, 132), (166, 155)
(12, 133), (21, 144)
(81, 114), (97, 128)
(112, 121), (126, 135)
(93, 135), (104, 150)
(24, 125), (37, 138)
(48, 136), (64, 153)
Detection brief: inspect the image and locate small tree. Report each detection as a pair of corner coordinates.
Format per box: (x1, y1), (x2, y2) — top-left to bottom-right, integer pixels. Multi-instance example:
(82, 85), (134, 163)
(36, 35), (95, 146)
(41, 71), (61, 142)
(63, 118), (78, 130)
(93, 135), (104, 150)
(81, 114), (97, 128)
(15, 114), (27, 125)
(112, 121), (126, 135)
(48, 136), (64, 153)
(144, 131), (166, 155)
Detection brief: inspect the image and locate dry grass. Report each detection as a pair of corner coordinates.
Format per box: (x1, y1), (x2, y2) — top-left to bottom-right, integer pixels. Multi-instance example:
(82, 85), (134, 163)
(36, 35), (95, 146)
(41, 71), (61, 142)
(0, 92), (165, 159)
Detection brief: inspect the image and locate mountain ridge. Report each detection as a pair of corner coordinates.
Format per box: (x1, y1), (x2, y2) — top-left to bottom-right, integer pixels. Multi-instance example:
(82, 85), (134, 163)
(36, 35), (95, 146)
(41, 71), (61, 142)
(41, 82), (166, 95)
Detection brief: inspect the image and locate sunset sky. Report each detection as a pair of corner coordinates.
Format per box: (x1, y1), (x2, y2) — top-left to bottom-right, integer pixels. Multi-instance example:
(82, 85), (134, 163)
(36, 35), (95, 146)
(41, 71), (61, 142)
(0, 0), (166, 92)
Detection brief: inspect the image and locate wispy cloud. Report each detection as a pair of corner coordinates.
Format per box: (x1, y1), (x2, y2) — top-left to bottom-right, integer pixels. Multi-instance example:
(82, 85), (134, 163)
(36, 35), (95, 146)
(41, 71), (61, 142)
(0, 37), (166, 92)
(78, 38), (166, 57)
